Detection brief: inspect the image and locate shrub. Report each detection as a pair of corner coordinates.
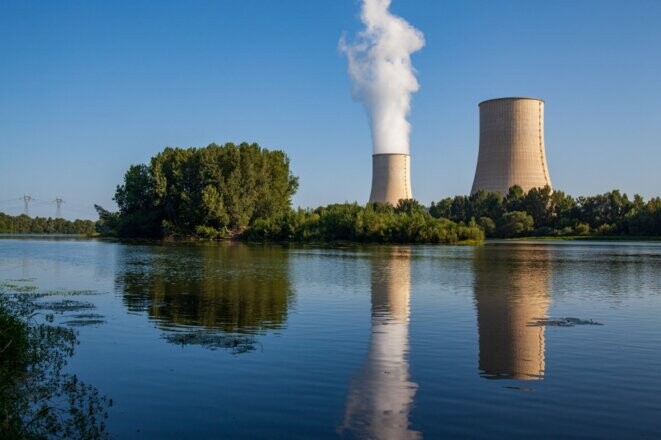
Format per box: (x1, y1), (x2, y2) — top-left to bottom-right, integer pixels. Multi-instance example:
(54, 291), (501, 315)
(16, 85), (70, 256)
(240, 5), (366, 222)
(496, 211), (534, 237)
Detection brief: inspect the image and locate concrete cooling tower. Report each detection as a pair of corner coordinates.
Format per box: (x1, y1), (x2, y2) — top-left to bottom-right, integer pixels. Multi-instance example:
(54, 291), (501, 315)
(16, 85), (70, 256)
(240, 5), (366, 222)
(369, 154), (412, 205)
(471, 97), (552, 195)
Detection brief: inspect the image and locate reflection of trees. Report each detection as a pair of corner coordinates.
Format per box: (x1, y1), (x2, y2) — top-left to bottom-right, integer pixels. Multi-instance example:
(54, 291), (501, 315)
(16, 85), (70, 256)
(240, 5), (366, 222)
(473, 245), (551, 380)
(0, 289), (110, 439)
(117, 243), (293, 336)
(342, 247), (420, 439)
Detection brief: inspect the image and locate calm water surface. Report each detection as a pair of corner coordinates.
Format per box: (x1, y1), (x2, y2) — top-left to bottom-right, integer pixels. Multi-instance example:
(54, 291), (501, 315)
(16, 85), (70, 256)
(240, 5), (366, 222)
(1, 238), (660, 438)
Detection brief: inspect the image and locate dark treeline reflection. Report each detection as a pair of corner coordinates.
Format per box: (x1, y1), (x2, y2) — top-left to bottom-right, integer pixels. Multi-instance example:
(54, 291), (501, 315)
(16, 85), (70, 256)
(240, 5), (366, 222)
(473, 245), (551, 380)
(116, 243), (293, 349)
(342, 247), (420, 439)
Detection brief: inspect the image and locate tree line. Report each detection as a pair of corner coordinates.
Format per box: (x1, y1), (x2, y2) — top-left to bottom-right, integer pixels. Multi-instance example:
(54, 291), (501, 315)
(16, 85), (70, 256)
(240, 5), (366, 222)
(96, 143), (483, 244)
(0, 213), (96, 235)
(243, 200), (484, 244)
(97, 142), (659, 242)
(430, 186), (661, 238)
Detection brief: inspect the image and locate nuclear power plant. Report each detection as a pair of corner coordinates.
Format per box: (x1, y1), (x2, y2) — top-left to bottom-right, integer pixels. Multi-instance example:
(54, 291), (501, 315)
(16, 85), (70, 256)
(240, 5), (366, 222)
(369, 154), (412, 205)
(366, 96), (554, 204)
(471, 97), (553, 195)
(342, 0), (555, 202)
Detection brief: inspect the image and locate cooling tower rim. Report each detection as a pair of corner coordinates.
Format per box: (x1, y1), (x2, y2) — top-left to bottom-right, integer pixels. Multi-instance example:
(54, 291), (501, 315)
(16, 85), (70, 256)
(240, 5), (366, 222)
(479, 96), (544, 106)
(371, 153), (410, 156)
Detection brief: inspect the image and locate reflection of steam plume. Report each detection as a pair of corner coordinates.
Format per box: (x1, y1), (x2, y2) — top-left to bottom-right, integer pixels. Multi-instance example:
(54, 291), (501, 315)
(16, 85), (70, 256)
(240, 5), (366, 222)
(342, 248), (419, 439)
(340, 0), (425, 155)
(473, 246), (551, 380)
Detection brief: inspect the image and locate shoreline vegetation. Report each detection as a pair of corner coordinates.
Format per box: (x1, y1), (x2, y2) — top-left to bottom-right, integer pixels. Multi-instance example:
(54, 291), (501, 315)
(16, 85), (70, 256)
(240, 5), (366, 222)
(507, 235), (661, 242)
(2, 143), (659, 244)
(0, 282), (111, 438)
(92, 142), (483, 245)
(0, 213), (96, 235)
(93, 143), (660, 244)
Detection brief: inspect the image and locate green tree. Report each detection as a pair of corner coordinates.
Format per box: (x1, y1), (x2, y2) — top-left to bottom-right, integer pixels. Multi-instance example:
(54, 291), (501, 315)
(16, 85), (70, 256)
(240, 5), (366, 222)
(429, 198), (452, 219)
(504, 185), (525, 212)
(520, 186), (553, 227)
(477, 216), (496, 237)
(469, 190), (504, 220)
(105, 142), (298, 238)
(497, 211), (534, 237)
(395, 199), (429, 216)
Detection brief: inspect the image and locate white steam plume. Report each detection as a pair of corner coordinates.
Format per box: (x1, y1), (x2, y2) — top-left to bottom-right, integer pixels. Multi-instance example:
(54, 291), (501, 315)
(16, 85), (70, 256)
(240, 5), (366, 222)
(340, 0), (425, 155)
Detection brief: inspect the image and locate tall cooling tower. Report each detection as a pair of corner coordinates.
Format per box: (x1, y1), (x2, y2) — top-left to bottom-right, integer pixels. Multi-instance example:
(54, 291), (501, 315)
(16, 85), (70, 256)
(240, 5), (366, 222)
(471, 97), (552, 195)
(369, 154), (412, 205)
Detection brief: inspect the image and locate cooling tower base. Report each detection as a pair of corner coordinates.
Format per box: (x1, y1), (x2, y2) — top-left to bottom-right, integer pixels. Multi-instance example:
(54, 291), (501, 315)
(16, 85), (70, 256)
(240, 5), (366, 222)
(369, 154), (412, 205)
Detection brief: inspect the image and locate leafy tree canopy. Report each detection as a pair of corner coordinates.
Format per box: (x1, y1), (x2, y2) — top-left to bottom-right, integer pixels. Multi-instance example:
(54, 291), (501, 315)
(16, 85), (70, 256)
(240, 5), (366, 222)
(101, 142), (299, 238)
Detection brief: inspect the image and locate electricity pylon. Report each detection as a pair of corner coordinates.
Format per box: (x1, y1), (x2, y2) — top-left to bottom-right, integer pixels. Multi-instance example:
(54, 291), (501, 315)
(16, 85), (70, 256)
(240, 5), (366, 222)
(55, 197), (64, 218)
(23, 194), (32, 215)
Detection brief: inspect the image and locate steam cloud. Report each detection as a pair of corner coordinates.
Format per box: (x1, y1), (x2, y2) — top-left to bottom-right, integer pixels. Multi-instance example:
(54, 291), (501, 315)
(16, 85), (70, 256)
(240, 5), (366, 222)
(340, 0), (425, 155)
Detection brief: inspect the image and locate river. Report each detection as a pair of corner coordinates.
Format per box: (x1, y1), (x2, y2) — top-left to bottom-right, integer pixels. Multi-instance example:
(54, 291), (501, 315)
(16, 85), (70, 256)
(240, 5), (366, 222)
(1, 238), (660, 438)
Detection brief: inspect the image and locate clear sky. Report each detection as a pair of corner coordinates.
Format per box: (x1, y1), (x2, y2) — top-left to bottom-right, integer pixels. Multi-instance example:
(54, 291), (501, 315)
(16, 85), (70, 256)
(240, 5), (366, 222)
(1, 0), (660, 220)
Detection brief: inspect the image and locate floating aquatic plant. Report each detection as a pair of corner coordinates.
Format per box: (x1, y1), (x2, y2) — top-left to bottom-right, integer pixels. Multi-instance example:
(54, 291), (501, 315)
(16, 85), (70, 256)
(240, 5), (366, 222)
(529, 317), (604, 327)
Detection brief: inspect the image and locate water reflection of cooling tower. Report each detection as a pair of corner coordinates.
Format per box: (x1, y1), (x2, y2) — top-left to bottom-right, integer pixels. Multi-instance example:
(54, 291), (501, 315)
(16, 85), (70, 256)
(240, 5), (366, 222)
(473, 246), (551, 380)
(342, 247), (420, 439)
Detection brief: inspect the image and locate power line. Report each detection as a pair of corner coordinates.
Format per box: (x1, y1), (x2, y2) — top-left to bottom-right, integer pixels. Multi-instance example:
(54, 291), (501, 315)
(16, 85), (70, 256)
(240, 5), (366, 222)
(1, 195), (98, 219)
(0, 205), (24, 213)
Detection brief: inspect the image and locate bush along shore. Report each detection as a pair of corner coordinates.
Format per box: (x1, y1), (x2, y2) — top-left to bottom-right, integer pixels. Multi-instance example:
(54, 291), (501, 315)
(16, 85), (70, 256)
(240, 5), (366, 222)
(92, 142), (660, 243)
(0, 282), (111, 438)
(242, 200), (484, 244)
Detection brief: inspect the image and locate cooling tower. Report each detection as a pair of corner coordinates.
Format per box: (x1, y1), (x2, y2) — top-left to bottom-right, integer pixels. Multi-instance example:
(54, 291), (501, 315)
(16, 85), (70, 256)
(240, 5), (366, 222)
(369, 154), (412, 205)
(471, 97), (552, 195)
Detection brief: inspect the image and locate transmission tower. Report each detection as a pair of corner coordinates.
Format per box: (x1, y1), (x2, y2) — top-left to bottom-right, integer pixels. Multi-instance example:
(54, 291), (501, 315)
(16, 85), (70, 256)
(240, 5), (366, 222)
(55, 197), (64, 218)
(23, 194), (32, 215)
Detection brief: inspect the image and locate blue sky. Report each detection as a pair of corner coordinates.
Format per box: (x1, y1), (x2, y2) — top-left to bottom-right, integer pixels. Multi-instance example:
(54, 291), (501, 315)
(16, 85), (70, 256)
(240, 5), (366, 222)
(1, 0), (660, 219)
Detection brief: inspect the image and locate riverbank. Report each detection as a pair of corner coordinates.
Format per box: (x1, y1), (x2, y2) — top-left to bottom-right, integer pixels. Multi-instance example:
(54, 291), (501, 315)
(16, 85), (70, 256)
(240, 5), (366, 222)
(0, 233), (94, 238)
(6, 232), (661, 245)
(507, 235), (661, 242)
